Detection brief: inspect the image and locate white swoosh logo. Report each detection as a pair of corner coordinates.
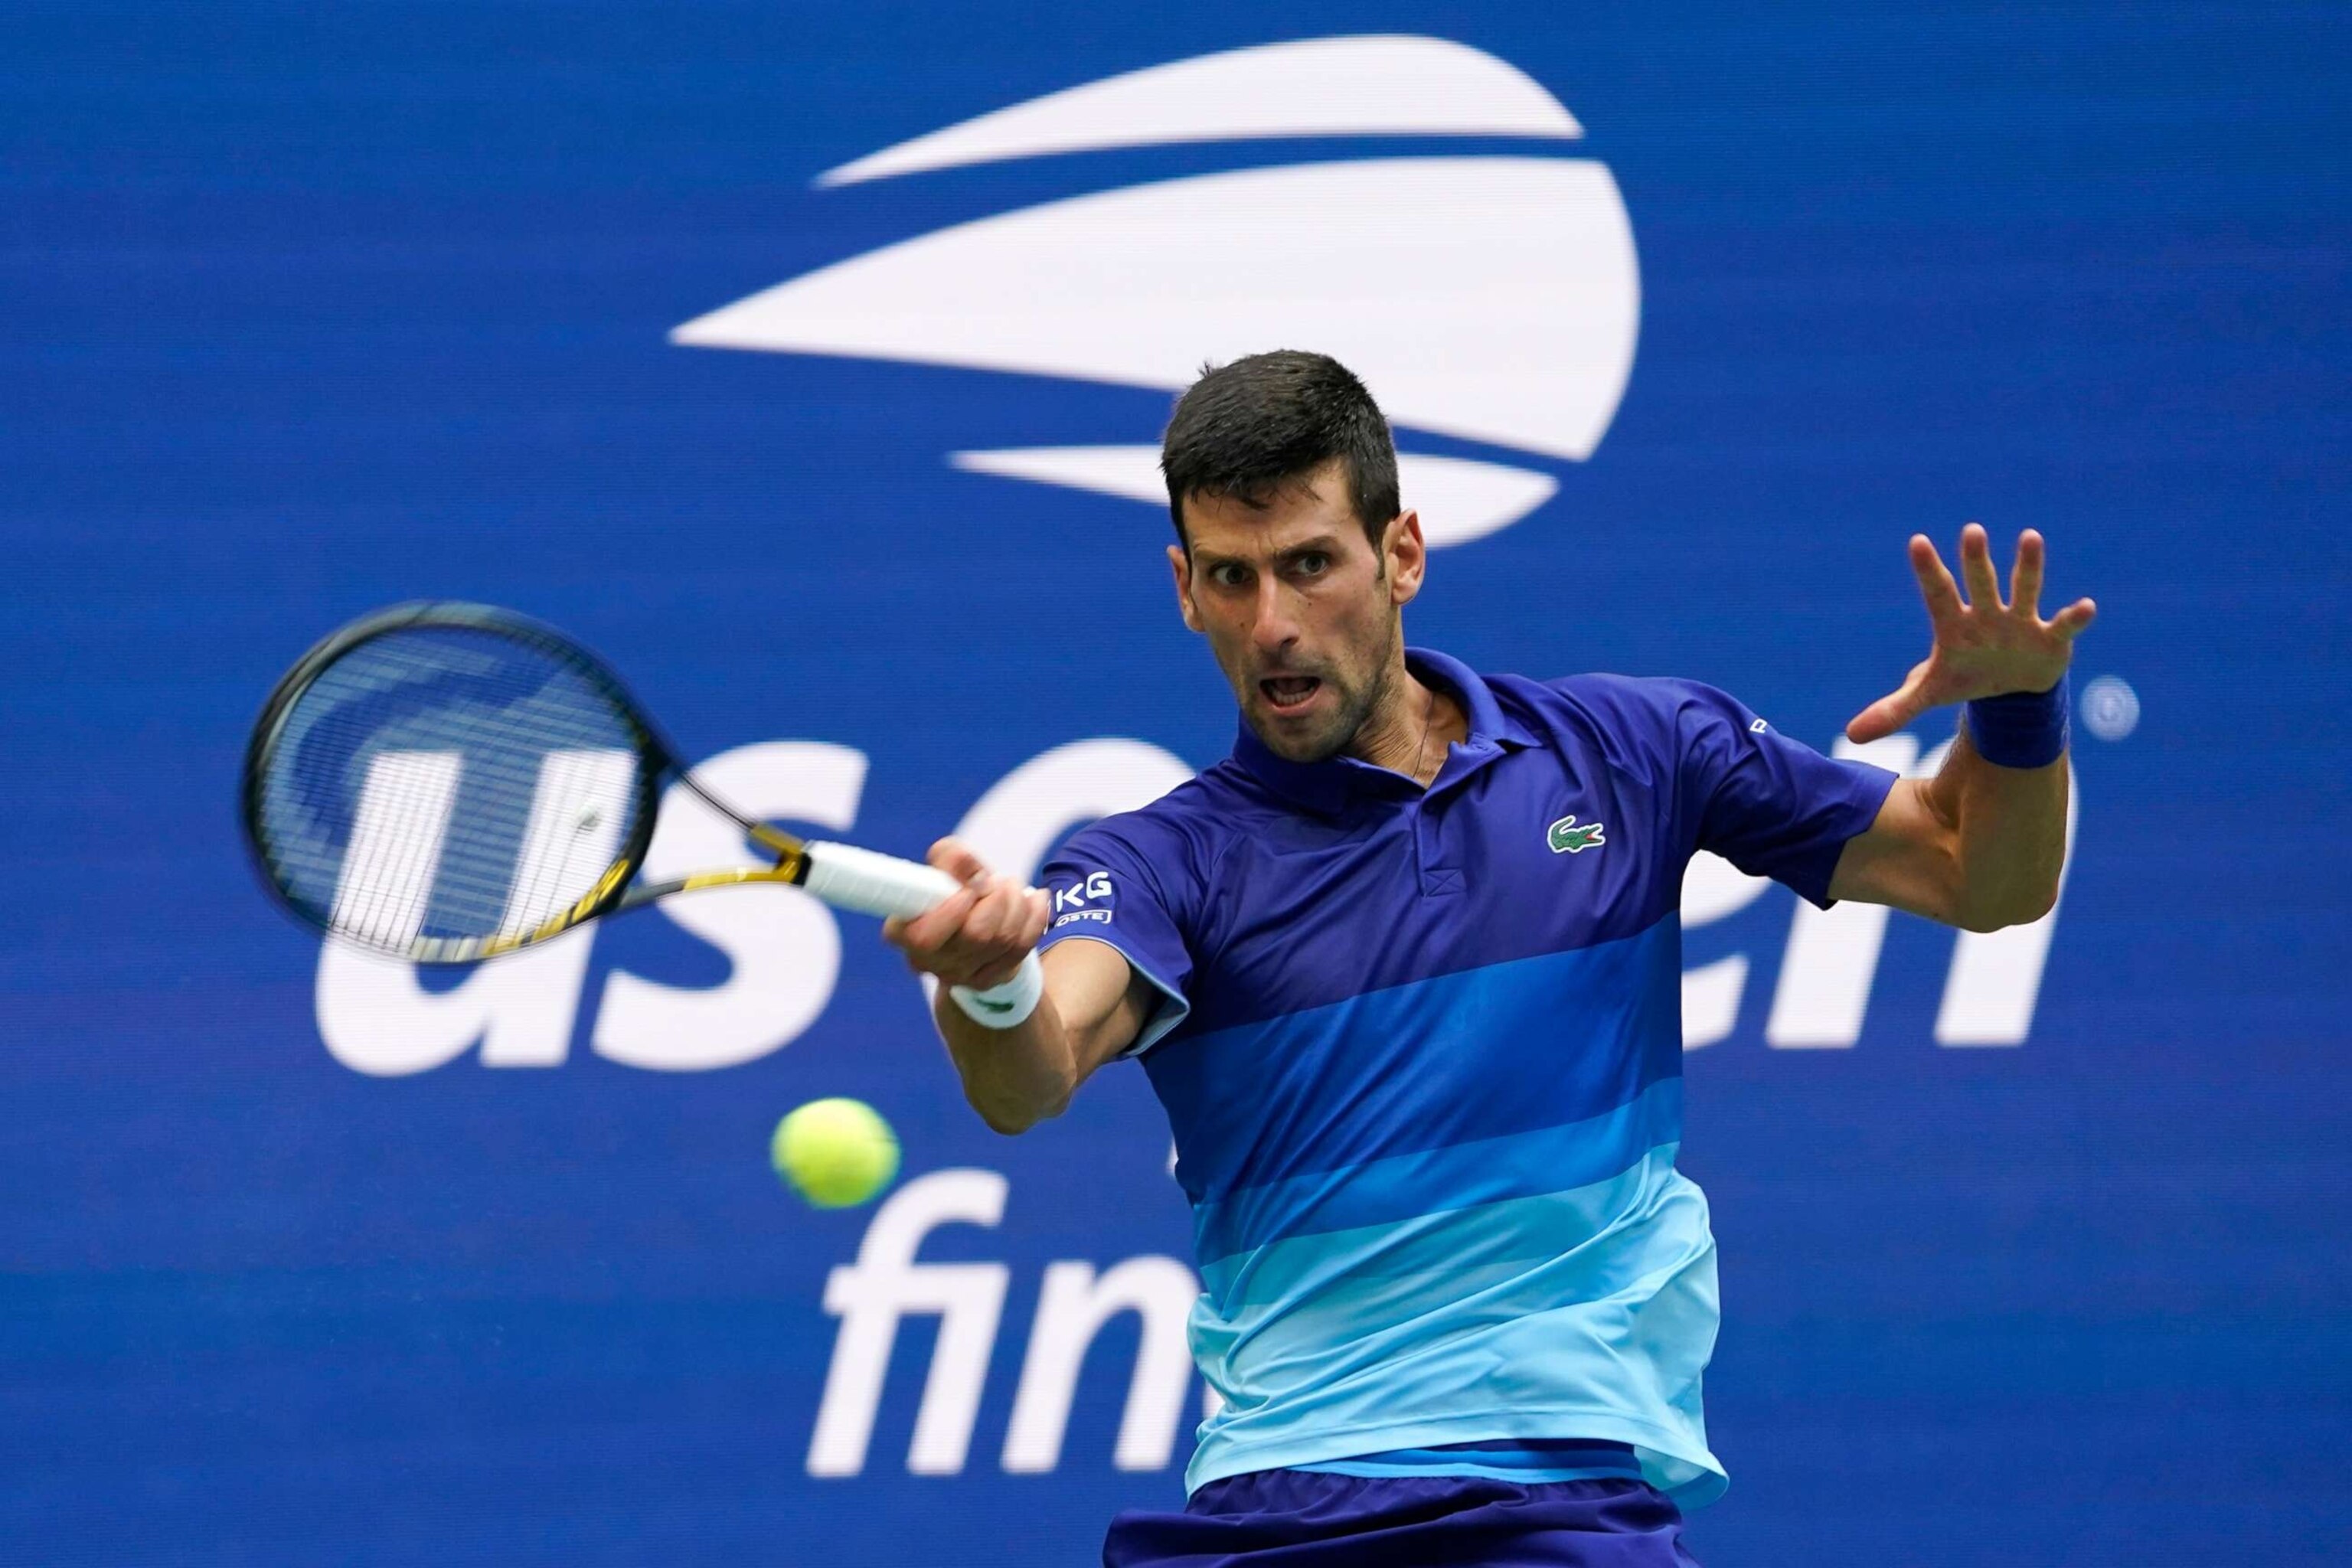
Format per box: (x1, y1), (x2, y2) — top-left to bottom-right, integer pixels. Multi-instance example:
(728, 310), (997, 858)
(674, 158), (1636, 460)
(671, 38), (1640, 547)
(817, 34), (1582, 187)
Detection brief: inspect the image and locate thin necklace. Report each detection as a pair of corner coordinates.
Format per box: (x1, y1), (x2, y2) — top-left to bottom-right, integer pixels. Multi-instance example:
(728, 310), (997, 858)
(1411, 688), (1438, 785)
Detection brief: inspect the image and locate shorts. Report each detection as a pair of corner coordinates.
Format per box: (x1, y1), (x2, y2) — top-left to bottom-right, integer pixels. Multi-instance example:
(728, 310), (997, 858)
(1102, 1468), (1703, 1567)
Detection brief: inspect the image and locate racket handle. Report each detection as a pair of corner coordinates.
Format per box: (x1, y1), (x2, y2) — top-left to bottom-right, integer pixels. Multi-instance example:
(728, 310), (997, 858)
(801, 841), (1047, 1026)
(799, 841), (963, 918)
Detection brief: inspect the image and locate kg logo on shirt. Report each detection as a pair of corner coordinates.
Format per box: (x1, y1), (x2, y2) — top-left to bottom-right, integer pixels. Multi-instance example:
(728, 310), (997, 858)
(1547, 815), (1606, 854)
(1051, 869), (1116, 928)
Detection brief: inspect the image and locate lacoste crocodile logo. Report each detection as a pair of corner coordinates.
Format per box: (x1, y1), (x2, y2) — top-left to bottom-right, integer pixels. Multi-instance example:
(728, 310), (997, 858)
(1547, 815), (1606, 854)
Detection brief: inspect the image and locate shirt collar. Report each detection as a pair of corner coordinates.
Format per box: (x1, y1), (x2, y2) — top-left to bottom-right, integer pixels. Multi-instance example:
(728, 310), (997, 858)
(1230, 647), (1538, 815)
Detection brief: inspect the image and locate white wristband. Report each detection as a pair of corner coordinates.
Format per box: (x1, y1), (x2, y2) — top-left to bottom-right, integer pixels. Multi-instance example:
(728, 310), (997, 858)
(949, 951), (1044, 1030)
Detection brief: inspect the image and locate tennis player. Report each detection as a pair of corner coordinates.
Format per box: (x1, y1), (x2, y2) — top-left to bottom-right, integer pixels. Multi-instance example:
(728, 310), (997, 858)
(885, 351), (2093, 1566)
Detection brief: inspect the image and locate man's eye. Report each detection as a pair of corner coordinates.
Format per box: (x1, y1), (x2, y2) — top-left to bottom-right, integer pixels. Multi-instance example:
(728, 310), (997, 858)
(1211, 564), (1249, 588)
(1293, 553), (1330, 577)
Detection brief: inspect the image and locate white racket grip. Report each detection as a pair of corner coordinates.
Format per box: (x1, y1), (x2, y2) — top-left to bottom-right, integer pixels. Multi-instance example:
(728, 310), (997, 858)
(799, 841), (962, 918)
(800, 841), (1046, 1028)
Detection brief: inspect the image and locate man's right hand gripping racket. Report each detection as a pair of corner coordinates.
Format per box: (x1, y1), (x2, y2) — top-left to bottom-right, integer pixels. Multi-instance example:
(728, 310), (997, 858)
(239, 602), (1041, 1014)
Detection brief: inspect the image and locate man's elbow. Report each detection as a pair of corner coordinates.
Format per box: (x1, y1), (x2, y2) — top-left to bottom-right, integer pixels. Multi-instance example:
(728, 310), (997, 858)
(968, 1087), (1071, 1138)
(975, 1106), (1038, 1136)
(1952, 879), (2060, 933)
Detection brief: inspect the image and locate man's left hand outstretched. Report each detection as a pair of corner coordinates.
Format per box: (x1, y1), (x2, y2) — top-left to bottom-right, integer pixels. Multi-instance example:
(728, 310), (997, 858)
(1846, 523), (2098, 744)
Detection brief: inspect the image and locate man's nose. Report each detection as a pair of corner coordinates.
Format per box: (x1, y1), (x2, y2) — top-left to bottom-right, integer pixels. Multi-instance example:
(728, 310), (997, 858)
(1250, 576), (1301, 653)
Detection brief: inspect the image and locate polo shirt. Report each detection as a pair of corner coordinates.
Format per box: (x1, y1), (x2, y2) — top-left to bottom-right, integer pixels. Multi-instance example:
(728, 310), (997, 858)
(1034, 649), (1899, 1504)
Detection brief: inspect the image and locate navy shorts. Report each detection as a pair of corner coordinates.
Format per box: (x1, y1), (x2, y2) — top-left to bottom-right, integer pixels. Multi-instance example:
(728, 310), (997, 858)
(1102, 1468), (1702, 1567)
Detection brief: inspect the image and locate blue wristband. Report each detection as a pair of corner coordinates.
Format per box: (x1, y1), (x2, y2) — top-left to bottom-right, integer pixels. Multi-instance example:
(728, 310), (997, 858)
(1965, 674), (2070, 769)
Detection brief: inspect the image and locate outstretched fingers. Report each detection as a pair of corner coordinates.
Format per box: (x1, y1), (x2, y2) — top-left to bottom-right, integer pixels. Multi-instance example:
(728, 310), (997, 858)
(2050, 596), (2099, 641)
(1909, 534), (1965, 624)
(2011, 529), (2046, 619)
(1958, 522), (2003, 610)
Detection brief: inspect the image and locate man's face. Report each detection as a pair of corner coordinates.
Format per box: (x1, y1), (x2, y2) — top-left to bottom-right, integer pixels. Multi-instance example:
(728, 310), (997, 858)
(1168, 459), (1426, 763)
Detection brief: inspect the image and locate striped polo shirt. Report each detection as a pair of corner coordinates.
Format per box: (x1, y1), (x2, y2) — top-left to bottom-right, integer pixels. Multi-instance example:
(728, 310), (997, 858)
(1035, 648), (1896, 1503)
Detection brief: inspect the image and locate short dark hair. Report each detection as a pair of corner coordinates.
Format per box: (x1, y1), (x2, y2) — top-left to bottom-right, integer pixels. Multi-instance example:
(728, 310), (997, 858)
(1159, 350), (1401, 551)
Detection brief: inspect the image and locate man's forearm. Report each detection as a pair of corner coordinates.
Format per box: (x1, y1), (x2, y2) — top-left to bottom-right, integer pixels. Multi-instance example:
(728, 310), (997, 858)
(887, 851), (1146, 1135)
(1927, 724), (2069, 931)
(933, 987), (1083, 1135)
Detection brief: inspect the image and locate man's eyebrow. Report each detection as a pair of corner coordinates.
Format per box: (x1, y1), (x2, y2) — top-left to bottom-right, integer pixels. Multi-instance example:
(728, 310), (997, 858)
(1194, 533), (1347, 570)
(1273, 534), (1347, 560)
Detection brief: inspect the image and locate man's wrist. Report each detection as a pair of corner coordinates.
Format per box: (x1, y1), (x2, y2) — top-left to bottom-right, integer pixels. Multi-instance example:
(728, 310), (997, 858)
(948, 954), (1044, 1030)
(1965, 673), (2069, 769)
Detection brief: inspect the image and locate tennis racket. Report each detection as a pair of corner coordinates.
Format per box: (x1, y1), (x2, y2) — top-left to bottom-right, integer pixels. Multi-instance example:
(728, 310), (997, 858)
(241, 602), (1038, 997)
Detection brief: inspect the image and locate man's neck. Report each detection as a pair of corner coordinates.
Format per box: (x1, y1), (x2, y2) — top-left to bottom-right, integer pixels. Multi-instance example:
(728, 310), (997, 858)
(1348, 657), (1468, 786)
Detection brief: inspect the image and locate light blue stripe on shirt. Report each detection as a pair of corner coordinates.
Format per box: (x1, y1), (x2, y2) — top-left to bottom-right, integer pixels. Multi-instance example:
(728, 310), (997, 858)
(1187, 1142), (1726, 1504)
(1197, 1077), (1684, 1296)
(1303, 1438), (1646, 1483)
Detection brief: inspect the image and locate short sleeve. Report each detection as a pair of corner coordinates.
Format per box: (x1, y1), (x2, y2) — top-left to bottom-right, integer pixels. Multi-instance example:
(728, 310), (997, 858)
(1036, 822), (1195, 1056)
(1668, 680), (1900, 909)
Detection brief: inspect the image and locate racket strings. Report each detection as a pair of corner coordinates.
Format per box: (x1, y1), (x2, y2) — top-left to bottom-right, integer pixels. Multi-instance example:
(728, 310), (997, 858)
(254, 623), (651, 953)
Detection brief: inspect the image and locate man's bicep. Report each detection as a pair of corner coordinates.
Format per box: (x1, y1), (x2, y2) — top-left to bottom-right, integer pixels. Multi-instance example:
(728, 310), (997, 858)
(1041, 938), (1156, 1076)
(1825, 777), (1961, 922)
(1037, 823), (1198, 1059)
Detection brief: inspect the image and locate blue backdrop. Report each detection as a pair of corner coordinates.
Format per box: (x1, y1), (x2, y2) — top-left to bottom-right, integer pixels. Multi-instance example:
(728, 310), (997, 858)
(4, 4), (2348, 1563)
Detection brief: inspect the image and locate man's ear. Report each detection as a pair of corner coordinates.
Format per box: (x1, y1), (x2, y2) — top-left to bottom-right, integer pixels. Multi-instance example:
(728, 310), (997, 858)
(1384, 511), (1428, 606)
(1167, 543), (1203, 632)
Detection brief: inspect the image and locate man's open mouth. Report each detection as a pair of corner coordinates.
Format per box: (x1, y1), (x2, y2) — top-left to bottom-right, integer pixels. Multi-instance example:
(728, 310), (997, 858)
(1259, 676), (1322, 712)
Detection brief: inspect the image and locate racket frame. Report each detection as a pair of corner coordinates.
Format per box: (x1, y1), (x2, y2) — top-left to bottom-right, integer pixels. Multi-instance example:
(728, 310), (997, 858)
(241, 600), (818, 963)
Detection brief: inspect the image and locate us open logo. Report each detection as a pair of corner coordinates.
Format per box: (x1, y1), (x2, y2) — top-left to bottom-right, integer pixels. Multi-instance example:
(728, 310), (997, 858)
(668, 34), (1642, 548)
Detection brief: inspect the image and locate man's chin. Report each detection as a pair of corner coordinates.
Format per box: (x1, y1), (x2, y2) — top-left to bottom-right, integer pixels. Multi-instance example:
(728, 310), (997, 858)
(1242, 703), (1351, 764)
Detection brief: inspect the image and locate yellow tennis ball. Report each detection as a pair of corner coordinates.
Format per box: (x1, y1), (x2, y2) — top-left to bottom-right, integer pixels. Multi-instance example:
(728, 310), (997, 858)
(771, 1098), (900, 1209)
